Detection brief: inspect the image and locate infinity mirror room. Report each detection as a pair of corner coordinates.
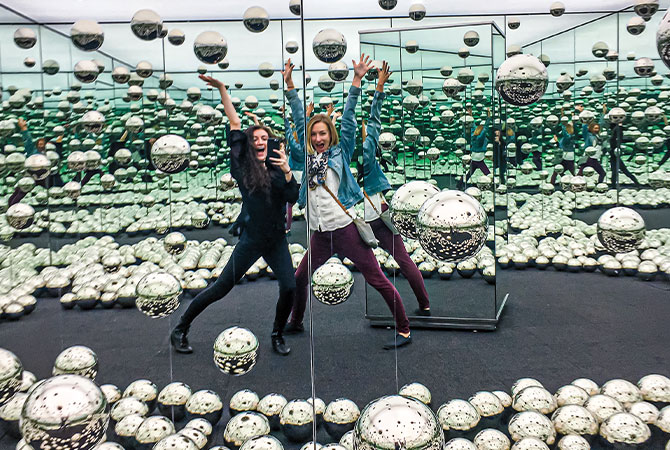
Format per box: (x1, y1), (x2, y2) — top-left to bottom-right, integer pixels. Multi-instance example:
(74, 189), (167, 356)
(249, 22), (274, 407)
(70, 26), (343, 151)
(1, 0), (670, 449)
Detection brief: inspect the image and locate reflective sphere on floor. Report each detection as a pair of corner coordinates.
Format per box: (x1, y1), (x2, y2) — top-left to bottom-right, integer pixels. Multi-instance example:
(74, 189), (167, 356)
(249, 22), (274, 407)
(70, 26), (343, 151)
(597, 207), (646, 253)
(257, 393), (287, 430)
(154, 434), (199, 450)
(52, 345), (98, 379)
(224, 411), (271, 449)
(213, 326), (259, 376)
(134, 415), (176, 449)
(638, 374), (670, 402)
(21, 374), (109, 450)
(399, 382), (432, 405)
(312, 262), (354, 305)
(436, 399), (481, 431)
(240, 434), (284, 450)
(230, 389), (260, 416)
(444, 438), (476, 450)
(599, 412), (650, 445)
(280, 400), (315, 443)
(416, 190), (487, 263)
(186, 389), (223, 425)
(508, 411), (556, 445)
(472, 428), (510, 450)
(324, 398), (360, 440)
(313, 29), (347, 63)
(354, 395), (444, 450)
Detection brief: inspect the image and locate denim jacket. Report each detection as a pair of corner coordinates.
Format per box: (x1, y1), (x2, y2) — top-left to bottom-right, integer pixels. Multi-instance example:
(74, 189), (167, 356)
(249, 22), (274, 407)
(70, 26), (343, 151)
(362, 90), (391, 196)
(287, 85), (364, 209)
(558, 125), (575, 152)
(21, 130), (38, 156)
(471, 118), (491, 154)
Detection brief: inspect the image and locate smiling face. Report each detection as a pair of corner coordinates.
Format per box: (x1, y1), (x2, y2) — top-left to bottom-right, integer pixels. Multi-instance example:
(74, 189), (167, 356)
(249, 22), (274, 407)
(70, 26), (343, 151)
(593, 124), (600, 134)
(310, 122), (331, 154)
(252, 128), (269, 160)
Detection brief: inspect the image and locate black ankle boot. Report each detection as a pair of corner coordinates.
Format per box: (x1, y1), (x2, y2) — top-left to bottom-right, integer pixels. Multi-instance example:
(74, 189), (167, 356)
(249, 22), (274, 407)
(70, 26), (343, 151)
(283, 321), (304, 335)
(271, 332), (290, 356)
(171, 325), (193, 354)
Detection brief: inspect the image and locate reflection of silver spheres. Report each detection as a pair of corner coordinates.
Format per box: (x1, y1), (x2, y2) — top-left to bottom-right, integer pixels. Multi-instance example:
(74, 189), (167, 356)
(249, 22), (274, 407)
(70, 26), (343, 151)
(597, 207), (646, 253)
(135, 272), (182, 318)
(496, 54), (548, 106)
(417, 190), (488, 263)
(14, 28), (37, 49)
(74, 60), (100, 83)
(390, 181), (440, 239)
(313, 29), (347, 63)
(193, 31), (228, 65)
(657, 10), (670, 68)
(0, 349), (23, 407)
(151, 135), (191, 174)
(213, 327), (259, 376)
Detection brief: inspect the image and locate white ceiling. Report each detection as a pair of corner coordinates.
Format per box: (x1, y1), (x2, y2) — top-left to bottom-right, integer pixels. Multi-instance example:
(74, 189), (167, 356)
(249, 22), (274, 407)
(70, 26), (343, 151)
(0, 0), (646, 23)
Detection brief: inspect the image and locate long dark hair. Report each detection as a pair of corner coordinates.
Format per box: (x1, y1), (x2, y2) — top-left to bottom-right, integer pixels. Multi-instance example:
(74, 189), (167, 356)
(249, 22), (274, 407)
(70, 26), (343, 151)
(240, 125), (276, 195)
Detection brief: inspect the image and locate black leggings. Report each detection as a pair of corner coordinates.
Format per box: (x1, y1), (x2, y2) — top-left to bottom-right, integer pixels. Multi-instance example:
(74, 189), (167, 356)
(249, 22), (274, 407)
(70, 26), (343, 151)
(609, 150), (640, 186)
(178, 233), (296, 334)
(578, 157), (606, 183)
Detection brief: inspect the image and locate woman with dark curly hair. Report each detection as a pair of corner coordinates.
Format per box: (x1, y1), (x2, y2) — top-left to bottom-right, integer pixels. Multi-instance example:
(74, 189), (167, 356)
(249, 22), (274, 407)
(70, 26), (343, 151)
(170, 74), (299, 356)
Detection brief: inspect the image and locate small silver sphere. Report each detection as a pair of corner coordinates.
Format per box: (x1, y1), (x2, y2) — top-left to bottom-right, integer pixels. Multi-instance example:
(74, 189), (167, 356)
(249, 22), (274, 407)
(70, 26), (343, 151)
(14, 28), (37, 49)
(52, 345), (98, 379)
(6, 203), (36, 230)
(280, 400), (314, 443)
(168, 29), (185, 46)
(436, 399), (481, 431)
(243, 6), (270, 33)
(313, 29), (347, 63)
(112, 66), (131, 84)
(599, 412), (651, 445)
(409, 3), (426, 21)
(131, 9), (163, 41)
(135, 272), (182, 318)
(311, 262), (354, 305)
(638, 374), (670, 402)
(324, 398), (360, 440)
(151, 134), (190, 174)
(20, 375), (109, 450)
(154, 434), (199, 450)
(597, 207), (646, 253)
(157, 382), (191, 420)
(213, 326), (259, 375)
(513, 387), (557, 414)
(240, 435), (283, 450)
(601, 379), (642, 408)
(186, 389), (223, 425)
(472, 429), (510, 450)
(194, 31), (228, 64)
(257, 393), (287, 430)
(399, 382), (431, 405)
(134, 415), (175, 448)
(508, 411), (556, 445)
(496, 54), (548, 106)
(224, 411), (270, 448)
(584, 394), (624, 423)
(74, 60), (99, 83)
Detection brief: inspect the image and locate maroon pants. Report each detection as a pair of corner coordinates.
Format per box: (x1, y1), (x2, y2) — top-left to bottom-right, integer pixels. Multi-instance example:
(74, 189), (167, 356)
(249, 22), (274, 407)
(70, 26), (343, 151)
(578, 157), (606, 183)
(550, 159), (575, 185)
(290, 222), (410, 335)
(369, 215), (429, 310)
(286, 203), (293, 231)
(466, 160), (491, 181)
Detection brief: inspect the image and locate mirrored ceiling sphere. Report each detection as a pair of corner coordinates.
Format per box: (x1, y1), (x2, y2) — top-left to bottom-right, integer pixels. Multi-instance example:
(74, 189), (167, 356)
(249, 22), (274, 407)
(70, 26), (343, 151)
(496, 54), (548, 106)
(194, 31), (228, 64)
(14, 28), (37, 49)
(131, 9), (163, 41)
(313, 29), (348, 63)
(71, 20), (104, 51)
(168, 29), (185, 46)
(74, 60), (100, 83)
(243, 6), (270, 33)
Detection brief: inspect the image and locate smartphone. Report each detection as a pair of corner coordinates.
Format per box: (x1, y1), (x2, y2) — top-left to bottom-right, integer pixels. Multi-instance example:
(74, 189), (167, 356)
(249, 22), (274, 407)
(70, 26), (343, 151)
(267, 138), (281, 158)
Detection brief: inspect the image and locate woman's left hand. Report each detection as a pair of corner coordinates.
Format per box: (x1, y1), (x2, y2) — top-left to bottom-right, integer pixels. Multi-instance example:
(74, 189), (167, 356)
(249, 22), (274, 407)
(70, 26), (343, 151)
(268, 143), (290, 173)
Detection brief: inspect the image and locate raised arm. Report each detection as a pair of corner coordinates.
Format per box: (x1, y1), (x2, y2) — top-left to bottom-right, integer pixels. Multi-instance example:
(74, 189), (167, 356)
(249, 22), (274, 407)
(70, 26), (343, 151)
(282, 59), (306, 151)
(17, 118), (37, 156)
(244, 111), (260, 126)
(340, 54), (372, 162)
(199, 74), (240, 130)
(364, 60), (390, 153)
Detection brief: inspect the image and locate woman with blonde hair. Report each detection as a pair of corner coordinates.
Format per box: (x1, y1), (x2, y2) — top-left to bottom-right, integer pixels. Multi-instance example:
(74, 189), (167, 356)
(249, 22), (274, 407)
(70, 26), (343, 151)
(282, 56), (412, 349)
(465, 108), (492, 183)
(550, 119), (576, 185)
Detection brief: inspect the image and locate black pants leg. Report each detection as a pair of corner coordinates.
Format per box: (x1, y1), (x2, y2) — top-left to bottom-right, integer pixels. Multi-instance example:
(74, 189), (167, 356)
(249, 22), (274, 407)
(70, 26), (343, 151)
(261, 237), (296, 334)
(617, 157), (640, 185)
(658, 149), (670, 167)
(178, 234), (261, 327)
(532, 151), (542, 170)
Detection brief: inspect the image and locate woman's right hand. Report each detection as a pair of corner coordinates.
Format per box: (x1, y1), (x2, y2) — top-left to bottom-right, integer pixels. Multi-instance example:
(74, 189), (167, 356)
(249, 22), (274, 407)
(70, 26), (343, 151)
(198, 74), (224, 90)
(17, 118), (27, 131)
(282, 59), (295, 87)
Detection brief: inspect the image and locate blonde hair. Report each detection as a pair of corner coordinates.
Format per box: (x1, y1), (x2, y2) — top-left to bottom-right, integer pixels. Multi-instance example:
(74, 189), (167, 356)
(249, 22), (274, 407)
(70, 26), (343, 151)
(306, 114), (338, 155)
(506, 128), (515, 137)
(565, 123), (574, 134)
(473, 125), (484, 136)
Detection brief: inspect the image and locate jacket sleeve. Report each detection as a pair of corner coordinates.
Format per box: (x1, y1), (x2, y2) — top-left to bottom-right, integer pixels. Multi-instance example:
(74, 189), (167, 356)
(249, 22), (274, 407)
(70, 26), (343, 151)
(339, 85), (361, 164)
(286, 90), (305, 151)
(285, 118), (304, 169)
(227, 129), (246, 180)
(283, 175), (299, 204)
(21, 130), (37, 156)
(362, 91), (385, 176)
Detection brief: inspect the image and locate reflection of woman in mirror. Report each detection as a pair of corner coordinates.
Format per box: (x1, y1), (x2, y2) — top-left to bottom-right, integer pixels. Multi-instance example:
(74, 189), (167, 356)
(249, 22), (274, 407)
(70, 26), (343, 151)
(577, 119), (606, 183)
(171, 73), (299, 357)
(464, 108), (491, 184)
(505, 125), (517, 167)
(529, 126), (543, 170)
(493, 128), (506, 182)
(283, 55), (413, 349)
(362, 61), (430, 317)
(549, 118), (576, 185)
(605, 106), (640, 187)
(8, 117), (64, 206)
(654, 115), (670, 168)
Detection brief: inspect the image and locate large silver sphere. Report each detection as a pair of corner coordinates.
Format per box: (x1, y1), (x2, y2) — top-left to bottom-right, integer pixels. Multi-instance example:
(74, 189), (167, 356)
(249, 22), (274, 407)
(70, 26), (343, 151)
(657, 9), (670, 69)
(597, 207), (646, 253)
(131, 9), (163, 41)
(599, 412), (650, 445)
(185, 389), (223, 425)
(213, 326), (259, 375)
(52, 346), (98, 379)
(416, 190), (487, 263)
(508, 411), (555, 445)
(324, 398), (360, 440)
(243, 6), (270, 33)
(329, 61), (349, 81)
(313, 29), (347, 63)
(257, 393), (287, 431)
(495, 54), (548, 106)
(638, 374), (670, 402)
(134, 416), (175, 448)
(194, 31), (228, 64)
(151, 134), (190, 174)
(280, 400), (314, 443)
(436, 399), (480, 431)
(0, 349), (22, 407)
(600, 379), (642, 408)
(81, 110), (105, 134)
(409, 3), (426, 20)
(584, 395), (624, 423)
(135, 272), (182, 318)
(224, 411), (270, 448)
(513, 387), (557, 414)
(390, 181), (440, 239)
(25, 154), (51, 180)
(6, 203), (35, 230)
(472, 429), (510, 450)
(74, 60), (99, 83)
(311, 262), (354, 305)
(353, 395), (443, 450)
(71, 20), (104, 51)
(20, 375), (109, 450)
(14, 28), (37, 49)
